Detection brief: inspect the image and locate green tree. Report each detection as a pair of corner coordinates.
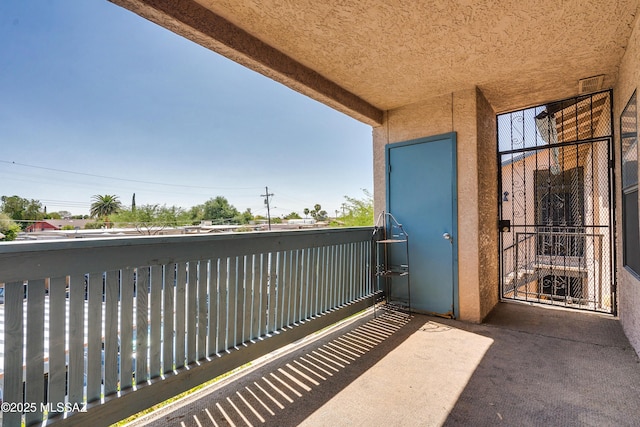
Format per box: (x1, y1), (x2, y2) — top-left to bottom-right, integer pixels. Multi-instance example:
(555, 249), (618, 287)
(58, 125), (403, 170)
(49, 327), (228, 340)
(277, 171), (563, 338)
(0, 213), (21, 241)
(90, 194), (122, 227)
(336, 189), (374, 227)
(236, 208), (253, 224)
(112, 204), (187, 235)
(303, 208), (310, 218)
(47, 210), (72, 219)
(192, 196), (241, 224)
(187, 204), (205, 224)
(84, 221), (105, 229)
(307, 203), (326, 220)
(1, 195), (45, 228)
(284, 212), (302, 220)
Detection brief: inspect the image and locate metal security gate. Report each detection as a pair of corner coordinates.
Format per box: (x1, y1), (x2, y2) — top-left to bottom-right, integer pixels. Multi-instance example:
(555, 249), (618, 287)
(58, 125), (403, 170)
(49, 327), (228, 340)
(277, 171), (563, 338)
(497, 91), (615, 313)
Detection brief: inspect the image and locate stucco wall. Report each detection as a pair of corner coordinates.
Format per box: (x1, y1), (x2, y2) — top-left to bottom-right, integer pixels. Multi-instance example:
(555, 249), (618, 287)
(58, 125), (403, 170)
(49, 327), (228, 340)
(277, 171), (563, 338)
(372, 87), (499, 322)
(614, 12), (640, 357)
(476, 89), (499, 319)
(454, 90), (482, 322)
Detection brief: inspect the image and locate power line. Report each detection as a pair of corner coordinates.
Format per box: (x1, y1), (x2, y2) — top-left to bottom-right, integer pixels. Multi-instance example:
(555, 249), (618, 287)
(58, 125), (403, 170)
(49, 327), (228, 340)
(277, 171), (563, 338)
(0, 159), (263, 191)
(275, 191), (317, 207)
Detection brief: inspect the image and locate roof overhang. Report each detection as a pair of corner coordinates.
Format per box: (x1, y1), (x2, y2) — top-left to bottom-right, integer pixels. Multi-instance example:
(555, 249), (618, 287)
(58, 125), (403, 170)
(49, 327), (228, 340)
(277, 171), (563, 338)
(109, 0), (640, 125)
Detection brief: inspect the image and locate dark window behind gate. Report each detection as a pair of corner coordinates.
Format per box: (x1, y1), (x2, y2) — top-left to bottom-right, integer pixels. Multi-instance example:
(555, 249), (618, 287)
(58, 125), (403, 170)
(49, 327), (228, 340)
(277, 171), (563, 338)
(497, 91), (615, 313)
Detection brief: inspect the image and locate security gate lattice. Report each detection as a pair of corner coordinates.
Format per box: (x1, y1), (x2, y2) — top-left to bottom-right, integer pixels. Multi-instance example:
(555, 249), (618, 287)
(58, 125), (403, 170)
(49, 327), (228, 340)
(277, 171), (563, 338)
(498, 91), (615, 313)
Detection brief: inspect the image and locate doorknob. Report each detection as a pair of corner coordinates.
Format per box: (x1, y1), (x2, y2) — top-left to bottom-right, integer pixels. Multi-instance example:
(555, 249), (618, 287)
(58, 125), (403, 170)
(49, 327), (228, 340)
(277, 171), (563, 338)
(443, 232), (452, 241)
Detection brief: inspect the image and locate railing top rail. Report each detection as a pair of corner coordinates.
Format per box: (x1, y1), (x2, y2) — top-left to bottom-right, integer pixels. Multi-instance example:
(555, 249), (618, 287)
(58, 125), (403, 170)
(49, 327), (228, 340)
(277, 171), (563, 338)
(502, 233), (536, 252)
(515, 231), (605, 238)
(0, 227), (372, 284)
(0, 226), (372, 254)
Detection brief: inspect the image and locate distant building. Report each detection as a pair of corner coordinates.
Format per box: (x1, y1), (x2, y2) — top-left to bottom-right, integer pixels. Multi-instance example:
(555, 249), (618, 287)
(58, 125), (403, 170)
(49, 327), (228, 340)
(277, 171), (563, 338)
(25, 219), (92, 232)
(286, 219), (316, 225)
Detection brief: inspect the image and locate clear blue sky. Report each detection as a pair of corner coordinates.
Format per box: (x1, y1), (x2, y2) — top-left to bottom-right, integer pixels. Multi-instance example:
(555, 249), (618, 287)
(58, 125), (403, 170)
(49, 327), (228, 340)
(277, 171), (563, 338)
(0, 1), (373, 218)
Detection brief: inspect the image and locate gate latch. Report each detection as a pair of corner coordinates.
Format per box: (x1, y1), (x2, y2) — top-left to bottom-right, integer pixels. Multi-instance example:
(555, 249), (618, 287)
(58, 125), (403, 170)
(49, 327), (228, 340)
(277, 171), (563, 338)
(499, 219), (511, 233)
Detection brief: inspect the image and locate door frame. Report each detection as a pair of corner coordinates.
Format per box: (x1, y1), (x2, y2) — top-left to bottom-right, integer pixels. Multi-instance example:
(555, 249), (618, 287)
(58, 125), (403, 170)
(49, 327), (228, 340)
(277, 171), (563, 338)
(384, 132), (459, 317)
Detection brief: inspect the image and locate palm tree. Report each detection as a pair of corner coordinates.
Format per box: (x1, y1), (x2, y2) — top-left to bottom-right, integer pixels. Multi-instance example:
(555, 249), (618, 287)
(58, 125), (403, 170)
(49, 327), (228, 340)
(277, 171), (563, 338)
(90, 194), (122, 227)
(308, 203), (322, 219)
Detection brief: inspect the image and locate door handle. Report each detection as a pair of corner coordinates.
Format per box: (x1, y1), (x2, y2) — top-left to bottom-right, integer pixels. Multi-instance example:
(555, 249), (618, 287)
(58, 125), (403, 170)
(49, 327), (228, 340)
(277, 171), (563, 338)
(443, 232), (452, 242)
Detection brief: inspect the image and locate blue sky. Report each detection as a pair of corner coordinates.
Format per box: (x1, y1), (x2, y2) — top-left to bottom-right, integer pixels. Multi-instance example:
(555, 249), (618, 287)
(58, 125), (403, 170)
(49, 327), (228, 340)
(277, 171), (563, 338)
(0, 1), (372, 217)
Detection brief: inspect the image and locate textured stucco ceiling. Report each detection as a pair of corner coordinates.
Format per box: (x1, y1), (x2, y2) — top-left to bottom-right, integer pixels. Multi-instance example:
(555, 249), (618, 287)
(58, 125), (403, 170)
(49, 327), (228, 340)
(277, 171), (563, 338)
(194, 0), (638, 113)
(112, 0), (639, 121)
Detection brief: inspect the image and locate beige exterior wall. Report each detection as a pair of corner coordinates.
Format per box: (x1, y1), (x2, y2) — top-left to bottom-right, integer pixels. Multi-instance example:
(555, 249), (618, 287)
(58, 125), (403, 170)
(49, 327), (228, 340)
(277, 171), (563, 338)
(614, 13), (640, 356)
(373, 87), (498, 322)
(476, 91), (499, 317)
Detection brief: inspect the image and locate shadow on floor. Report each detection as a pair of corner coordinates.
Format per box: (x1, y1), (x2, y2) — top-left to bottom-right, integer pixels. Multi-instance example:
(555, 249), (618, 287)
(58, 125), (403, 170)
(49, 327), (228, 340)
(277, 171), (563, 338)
(131, 303), (640, 427)
(133, 309), (423, 427)
(442, 302), (640, 427)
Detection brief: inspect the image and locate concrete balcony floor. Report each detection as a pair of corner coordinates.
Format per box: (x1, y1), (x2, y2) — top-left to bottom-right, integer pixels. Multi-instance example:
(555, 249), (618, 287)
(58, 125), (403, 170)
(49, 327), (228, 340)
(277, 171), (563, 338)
(128, 302), (640, 426)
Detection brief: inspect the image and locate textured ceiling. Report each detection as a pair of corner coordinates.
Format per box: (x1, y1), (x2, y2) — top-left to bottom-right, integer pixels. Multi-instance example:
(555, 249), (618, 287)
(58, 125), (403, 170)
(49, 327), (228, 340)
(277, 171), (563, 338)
(193, 0), (638, 114)
(113, 0), (639, 120)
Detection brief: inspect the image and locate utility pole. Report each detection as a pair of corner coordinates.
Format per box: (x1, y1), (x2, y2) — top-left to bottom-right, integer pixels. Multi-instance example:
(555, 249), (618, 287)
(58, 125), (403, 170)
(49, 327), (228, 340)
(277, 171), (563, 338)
(261, 186), (274, 230)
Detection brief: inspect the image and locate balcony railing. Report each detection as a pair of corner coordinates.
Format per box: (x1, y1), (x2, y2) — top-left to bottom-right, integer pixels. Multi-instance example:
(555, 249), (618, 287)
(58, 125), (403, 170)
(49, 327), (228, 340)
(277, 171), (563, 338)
(501, 228), (606, 310)
(0, 227), (374, 426)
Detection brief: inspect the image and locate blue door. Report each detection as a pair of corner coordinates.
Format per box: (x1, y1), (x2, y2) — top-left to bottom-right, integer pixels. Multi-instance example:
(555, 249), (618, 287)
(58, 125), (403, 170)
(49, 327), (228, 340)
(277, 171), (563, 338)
(386, 133), (458, 317)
